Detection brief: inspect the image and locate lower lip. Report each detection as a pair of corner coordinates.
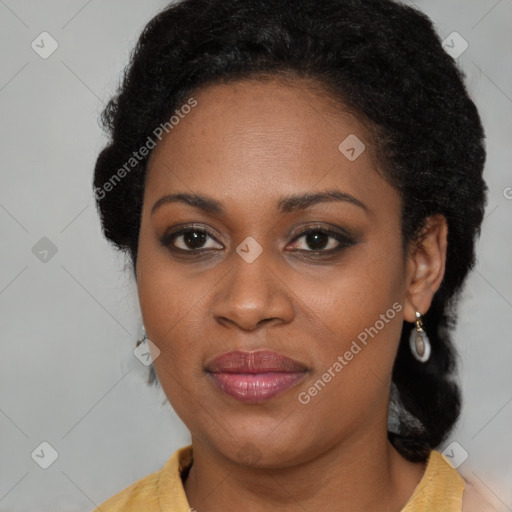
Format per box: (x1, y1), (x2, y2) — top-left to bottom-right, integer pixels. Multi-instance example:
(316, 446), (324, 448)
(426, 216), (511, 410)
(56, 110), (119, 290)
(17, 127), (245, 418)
(208, 372), (307, 403)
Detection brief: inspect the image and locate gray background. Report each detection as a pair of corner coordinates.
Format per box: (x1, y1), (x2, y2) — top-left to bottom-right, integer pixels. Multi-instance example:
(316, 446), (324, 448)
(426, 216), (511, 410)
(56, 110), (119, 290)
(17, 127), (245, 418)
(1, 0), (511, 510)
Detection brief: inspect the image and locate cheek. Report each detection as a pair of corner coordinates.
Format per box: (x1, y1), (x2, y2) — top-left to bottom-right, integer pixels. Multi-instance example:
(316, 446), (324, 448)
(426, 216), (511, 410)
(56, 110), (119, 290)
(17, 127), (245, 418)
(302, 279), (403, 379)
(136, 246), (212, 419)
(136, 228), (205, 367)
(296, 235), (405, 387)
(293, 272), (404, 438)
(305, 239), (403, 335)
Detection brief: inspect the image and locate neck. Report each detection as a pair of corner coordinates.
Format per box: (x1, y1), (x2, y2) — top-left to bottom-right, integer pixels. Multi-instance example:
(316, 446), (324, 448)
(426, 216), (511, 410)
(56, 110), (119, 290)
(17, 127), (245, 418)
(183, 424), (426, 512)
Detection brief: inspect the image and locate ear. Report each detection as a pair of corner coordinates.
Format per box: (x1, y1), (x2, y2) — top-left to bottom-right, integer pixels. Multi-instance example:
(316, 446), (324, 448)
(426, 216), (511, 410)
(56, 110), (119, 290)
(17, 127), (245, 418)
(403, 214), (448, 323)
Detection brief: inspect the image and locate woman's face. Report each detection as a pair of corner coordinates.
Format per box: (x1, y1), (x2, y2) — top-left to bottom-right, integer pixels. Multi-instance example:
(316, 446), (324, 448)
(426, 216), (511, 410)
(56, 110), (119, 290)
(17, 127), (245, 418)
(136, 77), (414, 467)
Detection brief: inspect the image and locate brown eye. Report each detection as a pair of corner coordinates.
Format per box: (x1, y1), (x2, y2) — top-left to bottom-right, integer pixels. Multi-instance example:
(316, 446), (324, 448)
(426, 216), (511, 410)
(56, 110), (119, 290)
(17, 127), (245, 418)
(289, 227), (355, 253)
(179, 230), (209, 250)
(160, 226), (222, 252)
(301, 230), (332, 250)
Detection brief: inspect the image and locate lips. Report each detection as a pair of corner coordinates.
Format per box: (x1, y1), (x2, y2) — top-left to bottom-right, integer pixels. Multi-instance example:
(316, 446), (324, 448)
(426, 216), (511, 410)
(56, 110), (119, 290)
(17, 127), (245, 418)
(206, 350), (308, 403)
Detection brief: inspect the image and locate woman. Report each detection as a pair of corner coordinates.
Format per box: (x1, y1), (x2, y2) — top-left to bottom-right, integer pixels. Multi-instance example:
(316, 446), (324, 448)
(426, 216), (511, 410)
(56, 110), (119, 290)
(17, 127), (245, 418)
(92, 0), (497, 510)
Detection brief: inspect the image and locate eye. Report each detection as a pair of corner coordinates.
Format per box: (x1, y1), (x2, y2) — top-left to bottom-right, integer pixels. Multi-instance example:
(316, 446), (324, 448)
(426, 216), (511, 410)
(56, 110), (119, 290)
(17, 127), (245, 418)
(160, 224), (356, 255)
(160, 225), (222, 252)
(288, 226), (355, 253)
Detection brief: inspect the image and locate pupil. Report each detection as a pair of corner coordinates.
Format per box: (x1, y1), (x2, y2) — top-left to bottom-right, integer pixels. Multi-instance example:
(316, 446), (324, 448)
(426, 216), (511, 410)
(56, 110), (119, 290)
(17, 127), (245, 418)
(306, 231), (328, 250)
(185, 231), (206, 249)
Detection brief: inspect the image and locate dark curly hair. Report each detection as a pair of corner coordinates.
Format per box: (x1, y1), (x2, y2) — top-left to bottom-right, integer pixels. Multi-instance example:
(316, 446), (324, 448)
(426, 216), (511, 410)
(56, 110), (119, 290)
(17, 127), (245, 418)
(93, 0), (487, 463)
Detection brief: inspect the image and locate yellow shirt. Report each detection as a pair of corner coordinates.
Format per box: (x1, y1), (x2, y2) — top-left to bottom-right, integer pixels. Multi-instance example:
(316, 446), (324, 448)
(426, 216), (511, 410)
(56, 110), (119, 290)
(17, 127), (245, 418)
(93, 445), (465, 511)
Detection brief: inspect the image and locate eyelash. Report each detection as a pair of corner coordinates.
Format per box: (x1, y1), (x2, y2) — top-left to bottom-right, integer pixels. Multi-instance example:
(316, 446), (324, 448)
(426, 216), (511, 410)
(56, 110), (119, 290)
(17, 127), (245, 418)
(159, 224), (356, 258)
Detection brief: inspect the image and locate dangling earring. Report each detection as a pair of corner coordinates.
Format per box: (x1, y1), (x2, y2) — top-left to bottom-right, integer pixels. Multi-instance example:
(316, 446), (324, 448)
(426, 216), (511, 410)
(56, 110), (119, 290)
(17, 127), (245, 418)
(409, 311), (431, 363)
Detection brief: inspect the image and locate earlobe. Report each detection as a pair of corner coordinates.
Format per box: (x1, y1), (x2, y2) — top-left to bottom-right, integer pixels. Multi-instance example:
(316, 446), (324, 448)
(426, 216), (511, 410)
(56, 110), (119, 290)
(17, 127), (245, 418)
(403, 214), (448, 323)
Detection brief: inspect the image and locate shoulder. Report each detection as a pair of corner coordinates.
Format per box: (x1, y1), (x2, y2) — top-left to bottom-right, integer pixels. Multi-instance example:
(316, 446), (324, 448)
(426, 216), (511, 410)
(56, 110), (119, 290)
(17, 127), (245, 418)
(92, 469), (161, 512)
(401, 450), (465, 511)
(91, 445), (194, 512)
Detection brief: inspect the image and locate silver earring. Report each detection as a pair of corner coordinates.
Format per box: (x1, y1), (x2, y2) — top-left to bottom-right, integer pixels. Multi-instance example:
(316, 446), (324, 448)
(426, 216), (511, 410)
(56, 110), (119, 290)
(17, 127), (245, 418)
(409, 311), (431, 363)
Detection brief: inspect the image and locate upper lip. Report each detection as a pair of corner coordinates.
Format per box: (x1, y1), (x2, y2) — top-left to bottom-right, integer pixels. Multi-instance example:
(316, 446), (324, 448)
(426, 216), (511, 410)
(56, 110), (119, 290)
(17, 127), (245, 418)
(205, 350), (308, 373)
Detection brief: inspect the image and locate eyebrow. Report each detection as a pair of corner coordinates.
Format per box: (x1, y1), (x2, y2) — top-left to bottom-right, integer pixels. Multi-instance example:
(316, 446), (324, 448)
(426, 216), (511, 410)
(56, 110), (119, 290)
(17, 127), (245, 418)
(151, 189), (368, 216)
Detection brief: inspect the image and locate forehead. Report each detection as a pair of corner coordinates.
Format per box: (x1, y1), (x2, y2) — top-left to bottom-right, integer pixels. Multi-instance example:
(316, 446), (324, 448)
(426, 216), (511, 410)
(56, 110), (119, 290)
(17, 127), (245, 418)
(145, 77), (397, 218)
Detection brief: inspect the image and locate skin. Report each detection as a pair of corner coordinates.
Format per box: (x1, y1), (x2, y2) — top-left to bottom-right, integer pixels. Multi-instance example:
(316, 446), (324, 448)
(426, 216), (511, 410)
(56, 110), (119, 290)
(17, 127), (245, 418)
(136, 76), (448, 512)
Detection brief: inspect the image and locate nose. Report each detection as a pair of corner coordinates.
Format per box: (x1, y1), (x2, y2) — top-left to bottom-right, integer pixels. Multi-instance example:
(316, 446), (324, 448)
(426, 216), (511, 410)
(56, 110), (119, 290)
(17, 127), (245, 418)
(212, 250), (295, 332)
